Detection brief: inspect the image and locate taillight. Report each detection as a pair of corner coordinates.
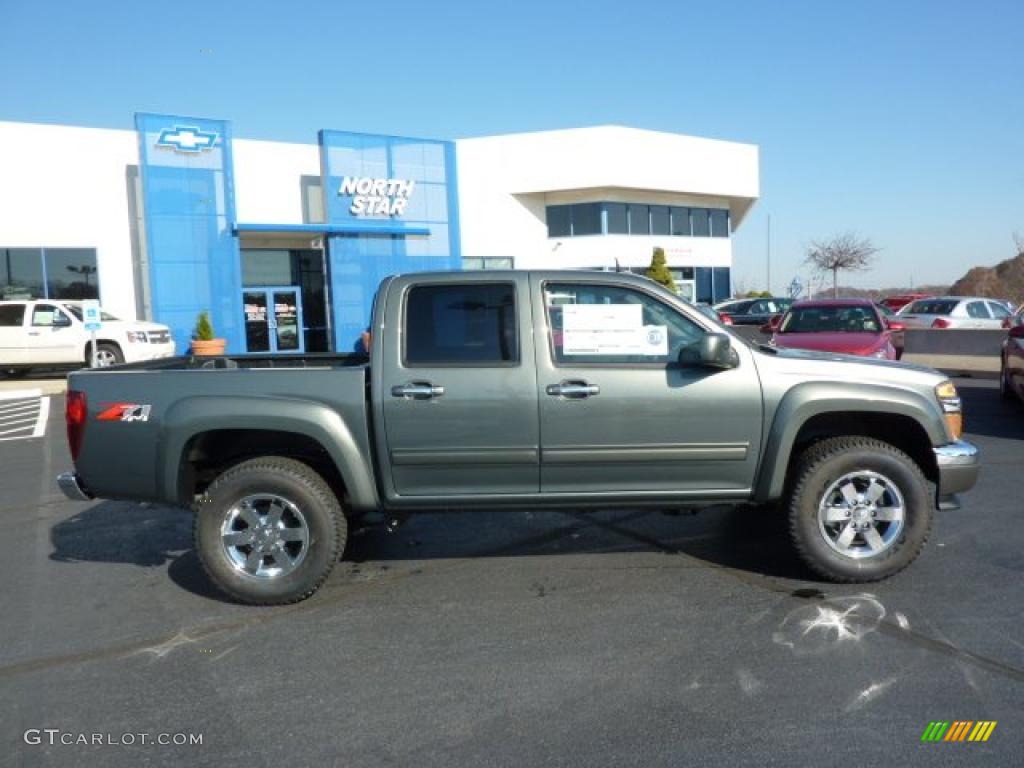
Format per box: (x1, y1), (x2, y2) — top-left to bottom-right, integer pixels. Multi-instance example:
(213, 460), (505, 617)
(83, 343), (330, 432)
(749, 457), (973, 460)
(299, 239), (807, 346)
(931, 317), (951, 329)
(1003, 318), (1012, 329)
(66, 390), (87, 462)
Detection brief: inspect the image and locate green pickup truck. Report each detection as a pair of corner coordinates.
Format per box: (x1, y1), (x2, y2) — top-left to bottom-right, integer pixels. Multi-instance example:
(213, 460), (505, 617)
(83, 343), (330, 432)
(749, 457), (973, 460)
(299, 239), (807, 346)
(58, 271), (979, 604)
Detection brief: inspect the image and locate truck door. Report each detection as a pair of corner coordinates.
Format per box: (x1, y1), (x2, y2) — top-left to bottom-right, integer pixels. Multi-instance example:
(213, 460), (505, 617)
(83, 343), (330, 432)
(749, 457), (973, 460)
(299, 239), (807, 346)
(24, 303), (79, 364)
(379, 275), (540, 498)
(0, 303), (27, 366)
(532, 275), (762, 496)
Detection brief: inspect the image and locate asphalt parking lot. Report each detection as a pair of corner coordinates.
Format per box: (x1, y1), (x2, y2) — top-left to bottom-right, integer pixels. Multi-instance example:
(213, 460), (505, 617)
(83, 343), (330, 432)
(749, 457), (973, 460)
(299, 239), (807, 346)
(2, 378), (1022, 767)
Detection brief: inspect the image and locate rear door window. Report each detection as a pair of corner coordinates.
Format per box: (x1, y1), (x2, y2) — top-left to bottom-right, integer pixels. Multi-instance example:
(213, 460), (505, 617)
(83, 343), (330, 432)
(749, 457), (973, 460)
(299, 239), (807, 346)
(0, 304), (25, 326)
(966, 301), (991, 319)
(404, 283), (518, 365)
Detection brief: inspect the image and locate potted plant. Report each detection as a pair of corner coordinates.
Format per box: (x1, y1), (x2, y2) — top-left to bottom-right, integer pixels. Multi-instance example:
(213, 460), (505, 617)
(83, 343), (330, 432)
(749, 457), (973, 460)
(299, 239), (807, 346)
(190, 311), (227, 356)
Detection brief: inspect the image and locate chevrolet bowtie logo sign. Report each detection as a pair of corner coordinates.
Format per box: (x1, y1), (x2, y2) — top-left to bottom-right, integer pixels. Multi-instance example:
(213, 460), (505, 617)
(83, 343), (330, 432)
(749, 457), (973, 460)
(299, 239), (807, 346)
(155, 125), (218, 153)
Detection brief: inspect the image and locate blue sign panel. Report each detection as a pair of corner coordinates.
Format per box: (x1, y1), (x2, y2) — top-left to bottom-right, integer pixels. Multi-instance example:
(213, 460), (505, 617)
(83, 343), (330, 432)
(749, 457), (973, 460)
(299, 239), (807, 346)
(135, 113), (243, 354)
(319, 130), (461, 352)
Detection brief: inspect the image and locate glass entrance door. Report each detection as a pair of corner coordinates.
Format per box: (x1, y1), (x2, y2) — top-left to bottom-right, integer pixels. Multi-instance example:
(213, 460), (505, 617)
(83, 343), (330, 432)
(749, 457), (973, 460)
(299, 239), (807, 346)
(242, 287), (304, 353)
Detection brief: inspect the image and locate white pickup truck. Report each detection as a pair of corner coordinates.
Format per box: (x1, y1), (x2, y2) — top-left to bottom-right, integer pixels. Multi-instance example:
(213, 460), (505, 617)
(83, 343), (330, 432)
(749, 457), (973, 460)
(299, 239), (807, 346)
(0, 300), (175, 375)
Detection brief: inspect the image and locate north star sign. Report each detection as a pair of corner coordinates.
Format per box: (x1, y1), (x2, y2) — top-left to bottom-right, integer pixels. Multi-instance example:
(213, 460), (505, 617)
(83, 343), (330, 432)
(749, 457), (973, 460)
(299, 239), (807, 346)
(338, 177), (415, 216)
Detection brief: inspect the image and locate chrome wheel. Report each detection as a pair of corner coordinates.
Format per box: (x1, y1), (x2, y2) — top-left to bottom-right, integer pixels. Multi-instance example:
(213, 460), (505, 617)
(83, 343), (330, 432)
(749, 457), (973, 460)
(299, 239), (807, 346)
(220, 494), (310, 579)
(817, 471), (905, 559)
(94, 348), (118, 367)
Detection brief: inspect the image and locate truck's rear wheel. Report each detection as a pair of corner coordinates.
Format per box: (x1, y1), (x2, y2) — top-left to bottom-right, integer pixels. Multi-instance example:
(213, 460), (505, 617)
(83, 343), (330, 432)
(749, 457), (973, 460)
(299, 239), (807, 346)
(194, 456), (346, 604)
(787, 437), (932, 582)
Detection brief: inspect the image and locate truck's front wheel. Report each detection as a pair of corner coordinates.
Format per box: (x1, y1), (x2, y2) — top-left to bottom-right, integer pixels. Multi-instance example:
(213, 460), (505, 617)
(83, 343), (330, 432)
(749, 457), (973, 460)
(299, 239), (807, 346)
(194, 457), (346, 604)
(788, 437), (932, 582)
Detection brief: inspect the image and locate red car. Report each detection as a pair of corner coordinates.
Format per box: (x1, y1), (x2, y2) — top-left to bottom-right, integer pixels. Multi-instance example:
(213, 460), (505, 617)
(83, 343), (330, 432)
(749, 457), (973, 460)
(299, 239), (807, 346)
(770, 299), (904, 360)
(1000, 306), (1024, 402)
(880, 293), (933, 312)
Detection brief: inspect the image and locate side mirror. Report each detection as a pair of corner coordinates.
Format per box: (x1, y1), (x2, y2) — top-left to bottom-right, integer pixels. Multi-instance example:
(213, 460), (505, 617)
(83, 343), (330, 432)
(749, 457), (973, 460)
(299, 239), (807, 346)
(887, 321), (905, 332)
(685, 332), (738, 369)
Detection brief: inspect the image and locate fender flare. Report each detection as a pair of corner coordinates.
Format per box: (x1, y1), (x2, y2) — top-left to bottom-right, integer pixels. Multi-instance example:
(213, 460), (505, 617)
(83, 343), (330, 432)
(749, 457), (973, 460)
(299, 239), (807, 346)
(157, 395), (379, 510)
(754, 382), (947, 501)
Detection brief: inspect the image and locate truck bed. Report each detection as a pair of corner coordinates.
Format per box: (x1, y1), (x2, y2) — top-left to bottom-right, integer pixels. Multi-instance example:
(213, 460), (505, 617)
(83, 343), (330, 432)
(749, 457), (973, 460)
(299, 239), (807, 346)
(67, 355), (374, 505)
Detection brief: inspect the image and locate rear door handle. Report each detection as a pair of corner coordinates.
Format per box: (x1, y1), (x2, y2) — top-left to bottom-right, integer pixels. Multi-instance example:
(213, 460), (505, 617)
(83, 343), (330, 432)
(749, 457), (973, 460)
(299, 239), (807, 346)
(391, 381), (445, 400)
(546, 380), (600, 399)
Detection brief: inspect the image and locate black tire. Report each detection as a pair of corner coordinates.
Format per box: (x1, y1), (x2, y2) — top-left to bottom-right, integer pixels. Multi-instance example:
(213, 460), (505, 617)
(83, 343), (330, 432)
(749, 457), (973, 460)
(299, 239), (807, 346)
(787, 436), (932, 582)
(194, 456), (346, 605)
(1000, 356), (1013, 401)
(86, 342), (124, 367)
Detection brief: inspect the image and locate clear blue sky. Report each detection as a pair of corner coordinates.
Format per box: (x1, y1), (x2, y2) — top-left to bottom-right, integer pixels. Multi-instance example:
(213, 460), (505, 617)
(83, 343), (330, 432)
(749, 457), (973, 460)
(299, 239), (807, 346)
(2, 0), (1022, 291)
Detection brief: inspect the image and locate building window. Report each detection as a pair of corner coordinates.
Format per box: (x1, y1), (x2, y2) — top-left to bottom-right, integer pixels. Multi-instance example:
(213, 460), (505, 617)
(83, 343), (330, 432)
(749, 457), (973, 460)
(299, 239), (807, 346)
(670, 207), (690, 236)
(546, 205), (572, 237)
(628, 204), (650, 235)
(690, 209), (711, 237)
(572, 203), (602, 236)
(710, 209), (730, 238)
(604, 203), (628, 234)
(544, 203), (730, 239)
(1, 247), (99, 301)
(404, 283), (518, 365)
(650, 206), (670, 236)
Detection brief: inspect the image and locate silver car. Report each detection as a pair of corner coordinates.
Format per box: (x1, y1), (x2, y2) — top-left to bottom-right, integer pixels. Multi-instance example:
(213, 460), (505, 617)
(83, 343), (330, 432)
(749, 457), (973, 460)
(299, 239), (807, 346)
(897, 296), (1013, 329)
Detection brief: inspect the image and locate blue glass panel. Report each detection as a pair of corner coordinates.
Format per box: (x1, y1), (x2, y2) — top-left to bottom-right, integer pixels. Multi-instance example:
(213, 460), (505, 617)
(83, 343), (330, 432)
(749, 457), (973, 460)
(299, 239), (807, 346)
(135, 113), (243, 353)
(695, 267), (713, 304)
(712, 267), (731, 303)
(320, 131), (461, 352)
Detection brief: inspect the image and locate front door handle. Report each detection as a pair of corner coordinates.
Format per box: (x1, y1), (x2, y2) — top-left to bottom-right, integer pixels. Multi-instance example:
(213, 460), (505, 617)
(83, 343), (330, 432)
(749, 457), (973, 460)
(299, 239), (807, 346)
(546, 380), (600, 399)
(391, 381), (445, 400)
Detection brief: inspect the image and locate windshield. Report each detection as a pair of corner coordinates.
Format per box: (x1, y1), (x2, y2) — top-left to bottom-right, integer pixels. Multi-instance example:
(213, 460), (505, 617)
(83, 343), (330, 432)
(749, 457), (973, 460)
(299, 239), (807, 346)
(61, 304), (120, 322)
(779, 305), (882, 334)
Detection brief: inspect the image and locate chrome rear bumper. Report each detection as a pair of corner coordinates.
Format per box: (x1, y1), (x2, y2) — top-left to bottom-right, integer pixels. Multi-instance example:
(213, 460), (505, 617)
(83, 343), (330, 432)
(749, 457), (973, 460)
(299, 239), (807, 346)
(57, 471), (93, 501)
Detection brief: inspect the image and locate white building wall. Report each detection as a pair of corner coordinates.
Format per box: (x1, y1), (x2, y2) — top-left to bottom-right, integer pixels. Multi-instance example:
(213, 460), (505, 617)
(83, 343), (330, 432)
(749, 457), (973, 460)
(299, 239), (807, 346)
(0, 121), (140, 319)
(455, 126), (758, 272)
(232, 139), (321, 225)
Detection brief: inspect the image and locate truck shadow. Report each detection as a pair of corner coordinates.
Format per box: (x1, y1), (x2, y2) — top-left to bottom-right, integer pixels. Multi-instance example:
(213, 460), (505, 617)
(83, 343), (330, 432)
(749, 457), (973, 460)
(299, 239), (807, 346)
(49, 501), (811, 599)
(955, 381), (1024, 441)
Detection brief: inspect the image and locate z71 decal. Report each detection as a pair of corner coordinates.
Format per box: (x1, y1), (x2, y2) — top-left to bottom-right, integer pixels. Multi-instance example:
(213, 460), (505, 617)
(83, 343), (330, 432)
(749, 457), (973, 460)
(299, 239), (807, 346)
(97, 403), (152, 423)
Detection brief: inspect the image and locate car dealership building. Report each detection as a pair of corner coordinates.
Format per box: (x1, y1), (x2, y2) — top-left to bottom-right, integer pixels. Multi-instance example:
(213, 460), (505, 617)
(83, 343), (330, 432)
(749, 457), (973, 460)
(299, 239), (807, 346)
(0, 116), (759, 355)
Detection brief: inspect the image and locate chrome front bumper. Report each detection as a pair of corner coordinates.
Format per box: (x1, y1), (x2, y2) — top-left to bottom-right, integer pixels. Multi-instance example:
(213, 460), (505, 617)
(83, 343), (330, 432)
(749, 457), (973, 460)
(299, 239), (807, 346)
(934, 440), (980, 498)
(57, 471), (93, 501)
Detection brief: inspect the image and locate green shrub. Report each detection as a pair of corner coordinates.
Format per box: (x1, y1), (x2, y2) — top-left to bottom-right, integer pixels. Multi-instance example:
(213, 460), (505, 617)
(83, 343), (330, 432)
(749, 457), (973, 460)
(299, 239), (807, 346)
(194, 311), (215, 341)
(645, 247), (678, 293)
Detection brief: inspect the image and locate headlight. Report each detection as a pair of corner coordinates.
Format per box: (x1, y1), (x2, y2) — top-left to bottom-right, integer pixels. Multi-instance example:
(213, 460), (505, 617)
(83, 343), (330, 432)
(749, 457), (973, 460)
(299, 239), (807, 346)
(126, 331), (148, 343)
(935, 380), (963, 439)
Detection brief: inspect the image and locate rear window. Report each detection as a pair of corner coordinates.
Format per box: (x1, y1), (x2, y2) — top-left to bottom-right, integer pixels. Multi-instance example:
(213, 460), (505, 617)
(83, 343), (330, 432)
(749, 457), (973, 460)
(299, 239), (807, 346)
(404, 283), (518, 365)
(906, 300), (957, 315)
(780, 306), (881, 334)
(0, 304), (25, 327)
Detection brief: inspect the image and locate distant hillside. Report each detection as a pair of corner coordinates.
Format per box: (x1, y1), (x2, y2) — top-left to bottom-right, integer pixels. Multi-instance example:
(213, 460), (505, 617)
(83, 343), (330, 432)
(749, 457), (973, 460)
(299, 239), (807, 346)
(949, 250), (1024, 303)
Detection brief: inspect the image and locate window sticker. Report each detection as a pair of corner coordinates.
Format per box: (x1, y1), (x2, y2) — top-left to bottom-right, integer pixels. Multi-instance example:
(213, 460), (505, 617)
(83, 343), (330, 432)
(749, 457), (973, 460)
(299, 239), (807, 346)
(560, 305), (668, 356)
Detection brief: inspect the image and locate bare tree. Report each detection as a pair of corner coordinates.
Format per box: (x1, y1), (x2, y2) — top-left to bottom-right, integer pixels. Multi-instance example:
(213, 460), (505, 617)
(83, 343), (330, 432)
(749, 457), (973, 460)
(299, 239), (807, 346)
(804, 232), (880, 298)
(1013, 231), (1024, 257)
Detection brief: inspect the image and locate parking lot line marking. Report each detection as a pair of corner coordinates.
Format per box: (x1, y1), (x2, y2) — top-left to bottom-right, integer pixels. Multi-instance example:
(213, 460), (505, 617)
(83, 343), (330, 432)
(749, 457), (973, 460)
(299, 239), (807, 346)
(0, 389), (42, 402)
(0, 398), (38, 410)
(0, 415), (39, 428)
(32, 396), (49, 438)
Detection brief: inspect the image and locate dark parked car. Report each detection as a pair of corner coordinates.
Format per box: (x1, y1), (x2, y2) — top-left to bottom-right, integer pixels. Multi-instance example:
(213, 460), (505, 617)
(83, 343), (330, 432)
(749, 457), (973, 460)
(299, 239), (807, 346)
(713, 297), (794, 326)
